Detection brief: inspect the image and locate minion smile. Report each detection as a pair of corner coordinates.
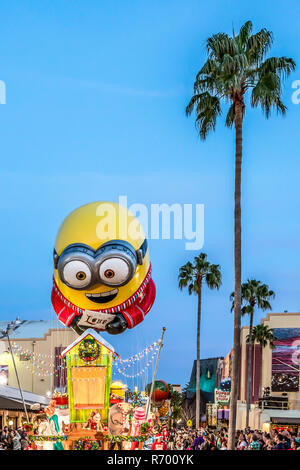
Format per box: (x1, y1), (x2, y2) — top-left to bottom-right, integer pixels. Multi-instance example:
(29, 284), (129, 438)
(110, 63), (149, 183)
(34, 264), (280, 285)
(85, 288), (119, 304)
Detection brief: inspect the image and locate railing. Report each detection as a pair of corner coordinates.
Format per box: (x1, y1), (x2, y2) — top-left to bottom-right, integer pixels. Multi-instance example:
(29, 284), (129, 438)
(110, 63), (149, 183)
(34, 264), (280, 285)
(257, 396), (289, 410)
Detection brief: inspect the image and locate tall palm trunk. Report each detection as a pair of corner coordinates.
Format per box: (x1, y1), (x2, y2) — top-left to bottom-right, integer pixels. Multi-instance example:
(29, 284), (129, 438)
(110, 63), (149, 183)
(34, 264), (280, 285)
(246, 309), (254, 428)
(259, 344), (264, 397)
(228, 100), (243, 450)
(195, 277), (202, 429)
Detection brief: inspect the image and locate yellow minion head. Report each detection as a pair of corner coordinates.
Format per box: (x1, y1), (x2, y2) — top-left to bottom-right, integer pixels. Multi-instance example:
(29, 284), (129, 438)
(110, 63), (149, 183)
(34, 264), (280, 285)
(53, 201), (150, 311)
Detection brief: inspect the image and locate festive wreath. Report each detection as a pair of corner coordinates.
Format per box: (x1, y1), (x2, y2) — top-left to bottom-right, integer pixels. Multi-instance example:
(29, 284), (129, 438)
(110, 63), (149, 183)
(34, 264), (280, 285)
(74, 439), (102, 450)
(29, 436), (68, 441)
(104, 435), (147, 442)
(79, 338), (100, 362)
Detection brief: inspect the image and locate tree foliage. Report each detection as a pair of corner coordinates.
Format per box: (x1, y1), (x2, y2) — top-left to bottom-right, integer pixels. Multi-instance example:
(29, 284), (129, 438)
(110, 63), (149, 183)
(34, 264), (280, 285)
(186, 20), (296, 139)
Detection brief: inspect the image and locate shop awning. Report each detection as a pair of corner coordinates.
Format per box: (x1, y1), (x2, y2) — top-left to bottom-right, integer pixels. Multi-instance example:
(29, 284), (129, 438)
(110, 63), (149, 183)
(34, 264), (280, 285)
(0, 396), (31, 411)
(271, 417), (300, 425)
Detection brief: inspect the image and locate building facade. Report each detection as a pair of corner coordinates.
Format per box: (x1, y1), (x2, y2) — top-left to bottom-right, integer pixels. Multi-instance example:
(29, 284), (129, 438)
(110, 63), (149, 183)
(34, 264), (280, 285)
(186, 357), (224, 423)
(0, 320), (77, 397)
(237, 312), (300, 431)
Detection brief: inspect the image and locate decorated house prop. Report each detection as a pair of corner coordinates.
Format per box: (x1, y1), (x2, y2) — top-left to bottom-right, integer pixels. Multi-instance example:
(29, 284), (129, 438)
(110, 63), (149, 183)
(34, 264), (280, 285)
(61, 329), (118, 424)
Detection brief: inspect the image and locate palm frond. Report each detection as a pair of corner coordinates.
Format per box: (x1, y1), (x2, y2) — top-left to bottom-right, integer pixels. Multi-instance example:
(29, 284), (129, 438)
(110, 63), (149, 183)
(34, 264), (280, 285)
(246, 28), (273, 64)
(259, 56), (296, 80)
(206, 33), (232, 59)
(194, 94), (221, 140)
(237, 21), (253, 47)
(251, 72), (286, 117)
(186, 21), (295, 133)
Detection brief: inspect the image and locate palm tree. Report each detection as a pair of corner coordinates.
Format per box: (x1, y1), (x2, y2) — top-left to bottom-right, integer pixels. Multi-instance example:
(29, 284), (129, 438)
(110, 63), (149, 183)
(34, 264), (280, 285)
(247, 324), (274, 397)
(170, 391), (184, 426)
(186, 21), (295, 448)
(231, 279), (274, 428)
(247, 323), (274, 348)
(178, 253), (221, 428)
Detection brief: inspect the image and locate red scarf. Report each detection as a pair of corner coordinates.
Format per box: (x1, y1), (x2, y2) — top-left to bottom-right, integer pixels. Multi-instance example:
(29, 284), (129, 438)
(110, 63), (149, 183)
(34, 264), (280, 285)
(51, 265), (155, 329)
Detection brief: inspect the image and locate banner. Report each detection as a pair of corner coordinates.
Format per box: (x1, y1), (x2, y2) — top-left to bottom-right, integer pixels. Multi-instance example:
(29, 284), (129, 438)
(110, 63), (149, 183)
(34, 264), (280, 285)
(272, 328), (300, 392)
(214, 388), (230, 405)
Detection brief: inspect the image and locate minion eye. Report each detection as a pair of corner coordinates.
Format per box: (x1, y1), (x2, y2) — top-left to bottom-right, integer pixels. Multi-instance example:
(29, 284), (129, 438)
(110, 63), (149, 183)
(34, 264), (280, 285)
(62, 261), (91, 288)
(99, 258), (130, 286)
(76, 271), (86, 280)
(104, 269), (115, 279)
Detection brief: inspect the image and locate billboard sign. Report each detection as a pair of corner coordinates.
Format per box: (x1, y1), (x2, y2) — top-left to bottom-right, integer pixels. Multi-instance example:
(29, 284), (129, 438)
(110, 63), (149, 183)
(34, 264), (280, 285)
(214, 388), (230, 405)
(272, 328), (300, 392)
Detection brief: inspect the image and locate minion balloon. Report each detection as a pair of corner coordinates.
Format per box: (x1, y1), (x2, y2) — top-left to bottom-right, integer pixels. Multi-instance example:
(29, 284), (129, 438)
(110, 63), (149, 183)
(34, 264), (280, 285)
(51, 202), (156, 335)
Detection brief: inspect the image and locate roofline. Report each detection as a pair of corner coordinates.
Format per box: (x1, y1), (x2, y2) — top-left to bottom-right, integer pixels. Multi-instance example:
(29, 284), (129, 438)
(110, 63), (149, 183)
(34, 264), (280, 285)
(192, 356), (224, 362)
(0, 327), (72, 343)
(260, 312), (300, 323)
(61, 328), (118, 357)
(240, 312), (300, 331)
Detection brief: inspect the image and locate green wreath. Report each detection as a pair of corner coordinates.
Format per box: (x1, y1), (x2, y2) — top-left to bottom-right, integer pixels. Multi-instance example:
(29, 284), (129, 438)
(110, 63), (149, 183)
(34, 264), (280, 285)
(104, 435), (147, 442)
(79, 338), (100, 362)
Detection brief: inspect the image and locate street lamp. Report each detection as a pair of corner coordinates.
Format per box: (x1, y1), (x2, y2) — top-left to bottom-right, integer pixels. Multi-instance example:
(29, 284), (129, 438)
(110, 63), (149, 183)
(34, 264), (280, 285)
(0, 318), (29, 423)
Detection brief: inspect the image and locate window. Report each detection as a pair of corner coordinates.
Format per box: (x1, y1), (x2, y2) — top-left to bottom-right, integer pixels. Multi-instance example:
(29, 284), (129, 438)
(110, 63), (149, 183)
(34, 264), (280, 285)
(72, 367), (106, 409)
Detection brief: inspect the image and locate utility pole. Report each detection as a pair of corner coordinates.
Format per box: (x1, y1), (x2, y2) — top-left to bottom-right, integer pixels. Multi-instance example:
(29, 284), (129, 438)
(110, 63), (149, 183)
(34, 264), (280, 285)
(145, 327), (166, 420)
(32, 340), (36, 393)
(1, 319), (29, 423)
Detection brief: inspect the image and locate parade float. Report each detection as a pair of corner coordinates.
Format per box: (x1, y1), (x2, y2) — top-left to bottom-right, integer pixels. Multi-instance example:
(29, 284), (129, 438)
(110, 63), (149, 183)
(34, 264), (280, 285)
(27, 328), (165, 450)
(28, 329), (115, 449)
(26, 202), (164, 450)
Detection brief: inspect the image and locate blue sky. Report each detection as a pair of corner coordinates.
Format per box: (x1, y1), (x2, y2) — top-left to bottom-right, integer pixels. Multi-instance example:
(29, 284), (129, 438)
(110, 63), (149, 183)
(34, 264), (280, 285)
(1, 0), (300, 389)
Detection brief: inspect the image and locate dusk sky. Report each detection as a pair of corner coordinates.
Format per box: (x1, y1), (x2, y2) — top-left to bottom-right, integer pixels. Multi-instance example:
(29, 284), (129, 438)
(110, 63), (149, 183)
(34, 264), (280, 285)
(1, 0), (300, 389)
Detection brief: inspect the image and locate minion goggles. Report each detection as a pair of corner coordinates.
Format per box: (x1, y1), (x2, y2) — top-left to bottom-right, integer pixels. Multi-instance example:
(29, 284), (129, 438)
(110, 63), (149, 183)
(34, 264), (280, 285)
(53, 239), (148, 290)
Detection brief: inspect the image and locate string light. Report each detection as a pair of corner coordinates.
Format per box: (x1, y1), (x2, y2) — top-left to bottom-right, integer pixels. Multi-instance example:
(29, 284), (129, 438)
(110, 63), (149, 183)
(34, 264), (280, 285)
(11, 342), (57, 359)
(115, 351), (158, 378)
(9, 338), (160, 380)
(114, 340), (161, 365)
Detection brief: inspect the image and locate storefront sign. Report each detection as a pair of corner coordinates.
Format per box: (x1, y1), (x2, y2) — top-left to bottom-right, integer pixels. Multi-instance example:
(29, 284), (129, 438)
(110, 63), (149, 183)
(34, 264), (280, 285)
(214, 388), (230, 405)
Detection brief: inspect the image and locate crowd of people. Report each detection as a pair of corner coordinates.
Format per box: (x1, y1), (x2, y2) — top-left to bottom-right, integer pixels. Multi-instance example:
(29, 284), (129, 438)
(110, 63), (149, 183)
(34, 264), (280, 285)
(2, 422), (300, 450)
(0, 426), (29, 450)
(161, 426), (300, 450)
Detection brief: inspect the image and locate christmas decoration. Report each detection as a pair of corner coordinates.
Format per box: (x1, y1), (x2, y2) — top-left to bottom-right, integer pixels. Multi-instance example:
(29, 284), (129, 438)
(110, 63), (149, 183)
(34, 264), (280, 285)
(10, 338), (159, 379)
(104, 435), (147, 442)
(74, 439), (102, 450)
(145, 380), (173, 403)
(140, 422), (150, 435)
(28, 435), (68, 442)
(78, 338), (100, 362)
(129, 390), (143, 408)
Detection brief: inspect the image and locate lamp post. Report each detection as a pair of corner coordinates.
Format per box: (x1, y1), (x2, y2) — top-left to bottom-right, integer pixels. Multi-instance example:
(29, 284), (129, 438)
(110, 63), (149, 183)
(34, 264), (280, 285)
(0, 319), (29, 423)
